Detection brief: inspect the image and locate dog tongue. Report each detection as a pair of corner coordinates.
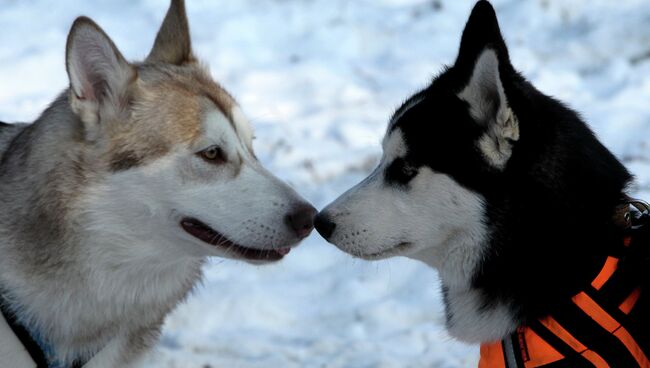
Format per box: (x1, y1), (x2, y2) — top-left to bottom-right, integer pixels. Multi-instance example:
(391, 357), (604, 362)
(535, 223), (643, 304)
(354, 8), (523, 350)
(276, 247), (291, 256)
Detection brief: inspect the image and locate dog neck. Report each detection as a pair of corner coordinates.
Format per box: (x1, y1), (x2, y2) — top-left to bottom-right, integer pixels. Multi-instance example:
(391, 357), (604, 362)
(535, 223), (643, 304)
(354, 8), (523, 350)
(0, 94), (205, 365)
(410, 227), (518, 343)
(410, 192), (633, 344)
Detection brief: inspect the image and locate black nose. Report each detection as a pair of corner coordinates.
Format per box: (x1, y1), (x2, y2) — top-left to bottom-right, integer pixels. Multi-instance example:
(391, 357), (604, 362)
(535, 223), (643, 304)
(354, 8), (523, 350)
(314, 213), (336, 240)
(285, 204), (317, 239)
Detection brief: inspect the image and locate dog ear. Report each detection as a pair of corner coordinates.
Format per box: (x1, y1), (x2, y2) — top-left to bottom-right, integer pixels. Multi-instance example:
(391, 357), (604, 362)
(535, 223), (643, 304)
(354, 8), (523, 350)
(455, 1), (510, 73)
(146, 0), (194, 65)
(455, 1), (518, 170)
(66, 17), (136, 140)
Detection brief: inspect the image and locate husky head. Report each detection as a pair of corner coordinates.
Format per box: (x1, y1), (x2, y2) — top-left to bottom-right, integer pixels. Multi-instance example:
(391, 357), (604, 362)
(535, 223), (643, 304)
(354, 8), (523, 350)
(316, 0), (634, 342)
(315, 1), (518, 271)
(64, 0), (315, 264)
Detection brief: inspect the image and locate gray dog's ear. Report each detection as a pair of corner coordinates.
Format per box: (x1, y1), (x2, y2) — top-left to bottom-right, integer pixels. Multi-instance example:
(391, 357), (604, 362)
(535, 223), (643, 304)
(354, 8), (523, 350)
(146, 0), (194, 65)
(66, 17), (136, 140)
(458, 49), (519, 170)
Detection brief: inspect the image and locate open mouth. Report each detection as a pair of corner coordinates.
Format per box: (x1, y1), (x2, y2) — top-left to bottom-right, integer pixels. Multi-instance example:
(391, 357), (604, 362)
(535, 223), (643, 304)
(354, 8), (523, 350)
(181, 218), (291, 262)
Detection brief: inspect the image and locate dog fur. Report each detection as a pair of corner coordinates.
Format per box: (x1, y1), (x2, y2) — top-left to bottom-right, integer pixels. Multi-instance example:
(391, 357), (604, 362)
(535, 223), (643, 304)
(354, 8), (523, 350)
(316, 0), (640, 344)
(0, 1), (314, 367)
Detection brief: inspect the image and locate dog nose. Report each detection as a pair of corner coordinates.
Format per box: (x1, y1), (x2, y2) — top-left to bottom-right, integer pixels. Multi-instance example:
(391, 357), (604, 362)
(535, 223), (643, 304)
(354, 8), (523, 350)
(285, 204), (317, 239)
(314, 213), (336, 240)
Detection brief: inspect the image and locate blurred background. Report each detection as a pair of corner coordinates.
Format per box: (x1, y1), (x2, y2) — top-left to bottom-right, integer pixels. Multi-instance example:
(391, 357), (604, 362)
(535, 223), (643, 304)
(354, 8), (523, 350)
(2, 0), (650, 367)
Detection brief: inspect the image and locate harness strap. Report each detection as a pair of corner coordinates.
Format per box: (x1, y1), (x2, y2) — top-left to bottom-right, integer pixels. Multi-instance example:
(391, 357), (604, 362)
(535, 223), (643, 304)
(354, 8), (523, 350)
(0, 295), (48, 367)
(0, 295), (89, 368)
(478, 255), (643, 367)
(504, 332), (526, 367)
(533, 317), (607, 367)
(619, 288), (642, 315)
(479, 199), (650, 367)
(590, 256), (619, 291)
(0, 311), (37, 368)
(573, 291), (650, 367)
(479, 342), (508, 368)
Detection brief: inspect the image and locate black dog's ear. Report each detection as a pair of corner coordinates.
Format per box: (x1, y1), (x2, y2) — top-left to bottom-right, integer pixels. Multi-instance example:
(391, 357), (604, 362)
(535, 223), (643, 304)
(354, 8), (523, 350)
(455, 2), (519, 170)
(454, 1), (510, 73)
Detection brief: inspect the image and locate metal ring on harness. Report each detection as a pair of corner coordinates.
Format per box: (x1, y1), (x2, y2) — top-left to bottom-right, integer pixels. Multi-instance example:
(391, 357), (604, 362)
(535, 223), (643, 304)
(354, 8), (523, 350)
(624, 199), (649, 230)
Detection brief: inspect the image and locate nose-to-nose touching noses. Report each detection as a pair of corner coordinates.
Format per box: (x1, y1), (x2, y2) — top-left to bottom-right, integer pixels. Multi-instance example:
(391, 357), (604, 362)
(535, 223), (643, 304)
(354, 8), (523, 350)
(314, 213), (336, 240)
(285, 205), (318, 238)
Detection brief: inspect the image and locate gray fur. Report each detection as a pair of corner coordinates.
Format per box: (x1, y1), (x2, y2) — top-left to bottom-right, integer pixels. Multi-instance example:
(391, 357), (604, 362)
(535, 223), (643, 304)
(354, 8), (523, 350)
(0, 2), (316, 366)
(0, 95), (203, 366)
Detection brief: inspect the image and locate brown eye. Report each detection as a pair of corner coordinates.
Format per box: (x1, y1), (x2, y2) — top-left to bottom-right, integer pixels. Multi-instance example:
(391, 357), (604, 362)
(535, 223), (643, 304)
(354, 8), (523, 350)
(199, 145), (225, 163)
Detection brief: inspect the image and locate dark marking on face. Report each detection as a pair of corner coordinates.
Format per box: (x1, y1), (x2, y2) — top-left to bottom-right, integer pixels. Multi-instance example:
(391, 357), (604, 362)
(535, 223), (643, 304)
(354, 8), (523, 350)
(388, 91), (427, 133)
(385, 157), (419, 186)
(387, 82), (495, 195)
(108, 138), (172, 172)
(110, 150), (143, 172)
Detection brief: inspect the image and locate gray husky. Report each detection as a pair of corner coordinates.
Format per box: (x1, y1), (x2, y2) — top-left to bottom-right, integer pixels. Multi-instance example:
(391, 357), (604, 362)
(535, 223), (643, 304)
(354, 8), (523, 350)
(0, 1), (315, 367)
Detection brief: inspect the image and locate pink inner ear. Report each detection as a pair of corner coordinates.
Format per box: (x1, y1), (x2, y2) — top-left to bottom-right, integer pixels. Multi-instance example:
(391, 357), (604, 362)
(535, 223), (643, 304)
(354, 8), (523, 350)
(79, 77), (96, 101)
(72, 49), (100, 102)
(70, 29), (121, 104)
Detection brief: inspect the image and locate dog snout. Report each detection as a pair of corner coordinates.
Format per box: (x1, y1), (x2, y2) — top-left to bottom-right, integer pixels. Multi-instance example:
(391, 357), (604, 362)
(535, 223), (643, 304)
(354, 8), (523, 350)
(284, 204), (317, 239)
(314, 213), (336, 240)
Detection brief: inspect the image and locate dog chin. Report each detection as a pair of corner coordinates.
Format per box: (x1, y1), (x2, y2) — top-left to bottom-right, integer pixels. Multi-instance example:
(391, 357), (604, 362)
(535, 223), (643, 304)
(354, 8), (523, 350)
(346, 242), (414, 261)
(204, 243), (294, 264)
(207, 241), (294, 264)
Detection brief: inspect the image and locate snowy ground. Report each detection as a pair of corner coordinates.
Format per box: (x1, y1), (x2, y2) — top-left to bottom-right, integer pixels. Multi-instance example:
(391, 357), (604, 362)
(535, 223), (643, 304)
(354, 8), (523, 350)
(2, 0), (650, 367)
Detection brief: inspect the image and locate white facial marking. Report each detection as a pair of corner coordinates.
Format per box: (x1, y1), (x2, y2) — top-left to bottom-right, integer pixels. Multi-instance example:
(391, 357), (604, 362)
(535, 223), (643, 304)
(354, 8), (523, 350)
(381, 128), (408, 162)
(230, 105), (254, 151)
(197, 109), (243, 163)
(322, 127), (487, 264)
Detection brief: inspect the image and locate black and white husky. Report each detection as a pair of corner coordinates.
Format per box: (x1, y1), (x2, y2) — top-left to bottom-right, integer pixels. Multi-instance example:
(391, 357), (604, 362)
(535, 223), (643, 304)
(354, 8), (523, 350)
(0, 1), (315, 367)
(316, 0), (645, 345)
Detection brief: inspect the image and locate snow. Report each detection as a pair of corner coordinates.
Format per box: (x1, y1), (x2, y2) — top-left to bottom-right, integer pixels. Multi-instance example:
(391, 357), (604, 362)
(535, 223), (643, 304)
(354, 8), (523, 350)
(2, 0), (650, 367)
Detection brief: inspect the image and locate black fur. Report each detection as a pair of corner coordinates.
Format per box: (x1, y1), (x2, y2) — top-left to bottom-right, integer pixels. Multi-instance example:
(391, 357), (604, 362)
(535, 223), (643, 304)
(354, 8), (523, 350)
(389, 0), (637, 329)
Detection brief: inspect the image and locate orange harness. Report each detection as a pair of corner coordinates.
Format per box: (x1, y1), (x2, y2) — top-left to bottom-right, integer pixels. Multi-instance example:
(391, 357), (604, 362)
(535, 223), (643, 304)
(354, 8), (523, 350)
(479, 201), (650, 368)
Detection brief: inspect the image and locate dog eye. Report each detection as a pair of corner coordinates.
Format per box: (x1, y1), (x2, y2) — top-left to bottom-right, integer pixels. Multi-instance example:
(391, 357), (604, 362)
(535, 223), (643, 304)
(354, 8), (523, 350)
(198, 145), (225, 163)
(400, 163), (418, 181)
(386, 158), (418, 184)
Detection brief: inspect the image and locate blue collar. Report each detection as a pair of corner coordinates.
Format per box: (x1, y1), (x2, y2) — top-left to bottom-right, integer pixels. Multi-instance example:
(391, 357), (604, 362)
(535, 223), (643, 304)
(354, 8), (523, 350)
(0, 293), (85, 368)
